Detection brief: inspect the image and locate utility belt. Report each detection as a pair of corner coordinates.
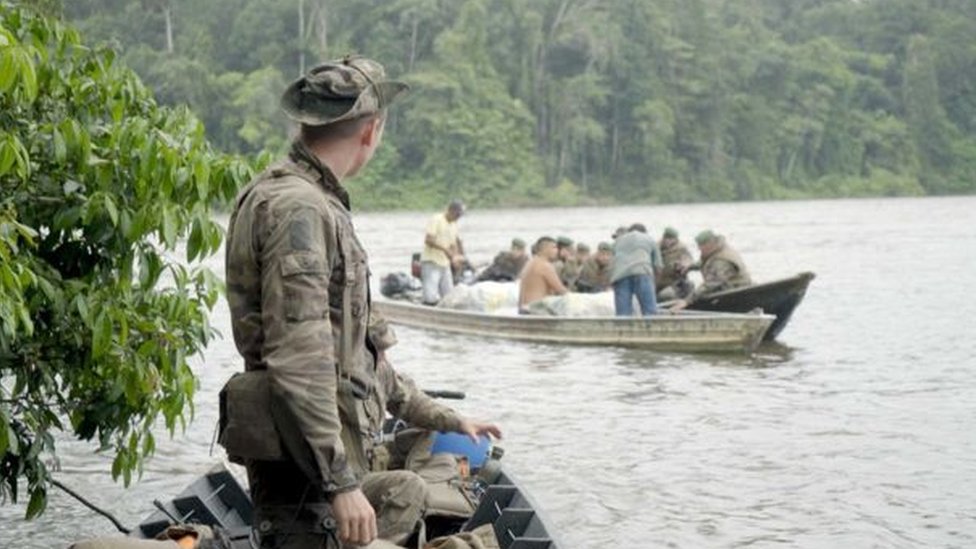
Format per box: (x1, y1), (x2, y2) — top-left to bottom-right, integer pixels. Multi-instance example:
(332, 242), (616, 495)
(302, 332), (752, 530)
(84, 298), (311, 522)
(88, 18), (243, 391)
(218, 364), (383, 472)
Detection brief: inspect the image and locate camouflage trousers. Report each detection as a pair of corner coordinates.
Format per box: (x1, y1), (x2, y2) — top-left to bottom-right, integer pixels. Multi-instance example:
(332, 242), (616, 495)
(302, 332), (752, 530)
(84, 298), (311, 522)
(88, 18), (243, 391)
(247, 460), (428, 549)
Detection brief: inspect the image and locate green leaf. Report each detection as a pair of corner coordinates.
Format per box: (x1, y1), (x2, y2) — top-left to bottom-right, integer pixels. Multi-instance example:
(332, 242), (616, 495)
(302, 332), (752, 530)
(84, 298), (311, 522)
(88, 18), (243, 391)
(0, 50), (15, 92)
(91, 310), (112, 359)
(0, 409), (9, 457)
(6, 425), (19, 456)
(193, 159), (210, 199)
(52, 128), (66, 163)
(15, 47), (38, 102)
(0, 138), (13, 176)
(103, 195), (118, 226)
(73, 294), (89, 320)
(161, 207), (176, 248)
(25, 487), (46, 520)
(111, 452), (123, 481)
(186, 218), (202, 263)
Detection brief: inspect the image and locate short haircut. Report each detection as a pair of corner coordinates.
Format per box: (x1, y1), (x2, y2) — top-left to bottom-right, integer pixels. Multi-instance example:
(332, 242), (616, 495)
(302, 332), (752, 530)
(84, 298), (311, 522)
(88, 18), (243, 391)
(300, 113), (383, 146)
(535, 236), (556, 251)
(629, 223), (647, 233)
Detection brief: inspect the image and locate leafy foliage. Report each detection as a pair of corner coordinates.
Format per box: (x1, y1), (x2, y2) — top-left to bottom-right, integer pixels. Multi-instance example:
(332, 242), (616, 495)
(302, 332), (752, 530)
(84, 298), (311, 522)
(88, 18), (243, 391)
(62, 0), (976, 207)
(0, 2), (253, 517)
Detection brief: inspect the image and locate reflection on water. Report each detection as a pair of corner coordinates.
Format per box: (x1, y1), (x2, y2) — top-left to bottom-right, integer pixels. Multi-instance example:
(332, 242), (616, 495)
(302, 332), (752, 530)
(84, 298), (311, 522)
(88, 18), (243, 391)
(3, 197), (976, 548)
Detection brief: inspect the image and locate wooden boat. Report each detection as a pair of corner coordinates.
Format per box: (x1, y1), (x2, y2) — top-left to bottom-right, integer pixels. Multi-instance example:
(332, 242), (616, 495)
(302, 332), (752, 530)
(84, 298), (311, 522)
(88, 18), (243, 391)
(685, 272), (815, 341)
(131, 461), (562, 549)
(373, 300), (775, 354)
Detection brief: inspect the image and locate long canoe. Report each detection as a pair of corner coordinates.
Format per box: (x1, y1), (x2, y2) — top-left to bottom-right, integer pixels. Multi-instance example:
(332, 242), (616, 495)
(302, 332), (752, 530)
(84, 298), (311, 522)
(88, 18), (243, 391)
(128, 461), (561, 549)
(686, 272), (815, 341)
(374, 300), (774, 354)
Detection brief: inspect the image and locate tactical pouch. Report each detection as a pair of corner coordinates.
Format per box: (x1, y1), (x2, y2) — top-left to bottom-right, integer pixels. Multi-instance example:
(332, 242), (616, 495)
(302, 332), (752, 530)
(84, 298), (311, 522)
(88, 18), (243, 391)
(218, 370), (285, 463)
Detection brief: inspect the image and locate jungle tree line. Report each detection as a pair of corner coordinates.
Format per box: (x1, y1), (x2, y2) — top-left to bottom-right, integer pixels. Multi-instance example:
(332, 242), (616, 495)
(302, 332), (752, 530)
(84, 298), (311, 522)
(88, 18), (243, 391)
(61, 0), (976, 208)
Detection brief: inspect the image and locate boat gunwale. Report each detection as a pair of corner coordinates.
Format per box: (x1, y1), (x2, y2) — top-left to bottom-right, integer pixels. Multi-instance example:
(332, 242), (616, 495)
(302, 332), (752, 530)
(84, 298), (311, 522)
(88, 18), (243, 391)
(373, 299), (776, 325)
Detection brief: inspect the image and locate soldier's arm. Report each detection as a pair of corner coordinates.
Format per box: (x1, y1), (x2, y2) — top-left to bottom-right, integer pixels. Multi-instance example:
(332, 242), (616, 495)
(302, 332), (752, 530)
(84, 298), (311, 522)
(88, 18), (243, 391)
(380, 360), (463, 433)
(367, 308), (397, 352)
(259, 203), (358, 493)
(544, 263), (569, 295)
(699, 259), (738, 295)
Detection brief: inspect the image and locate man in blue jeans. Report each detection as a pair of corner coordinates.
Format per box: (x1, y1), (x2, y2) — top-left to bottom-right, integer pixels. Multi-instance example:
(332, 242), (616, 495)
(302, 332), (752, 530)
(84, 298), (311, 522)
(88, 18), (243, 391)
(610, 223), (663, 316)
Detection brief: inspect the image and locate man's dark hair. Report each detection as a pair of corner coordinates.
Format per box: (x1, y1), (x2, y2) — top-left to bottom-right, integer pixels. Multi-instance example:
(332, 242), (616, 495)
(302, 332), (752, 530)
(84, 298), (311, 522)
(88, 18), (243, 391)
(629, 223), (647, 233)
(534, 236), (556, 253)
(300, 113), (383, 146)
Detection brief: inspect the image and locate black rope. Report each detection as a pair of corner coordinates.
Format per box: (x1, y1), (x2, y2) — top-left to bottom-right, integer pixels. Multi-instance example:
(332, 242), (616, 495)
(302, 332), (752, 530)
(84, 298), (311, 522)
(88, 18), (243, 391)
(51, 478), (131, 534)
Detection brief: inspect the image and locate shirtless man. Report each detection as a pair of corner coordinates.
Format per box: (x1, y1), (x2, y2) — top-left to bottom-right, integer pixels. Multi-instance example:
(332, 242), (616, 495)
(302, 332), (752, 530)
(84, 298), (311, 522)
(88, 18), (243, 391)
(518, 236), (568, 313)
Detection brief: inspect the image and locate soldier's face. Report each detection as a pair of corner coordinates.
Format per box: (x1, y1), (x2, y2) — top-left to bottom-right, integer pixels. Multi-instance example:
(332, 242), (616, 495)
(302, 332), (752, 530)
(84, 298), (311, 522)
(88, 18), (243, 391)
(597, 250), (611, 265)
(541, 242), (558, 260)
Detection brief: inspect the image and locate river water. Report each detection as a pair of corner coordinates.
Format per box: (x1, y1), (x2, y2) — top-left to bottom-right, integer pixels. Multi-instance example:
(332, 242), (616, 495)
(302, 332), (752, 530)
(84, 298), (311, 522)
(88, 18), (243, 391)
(3, 196), (975, 548)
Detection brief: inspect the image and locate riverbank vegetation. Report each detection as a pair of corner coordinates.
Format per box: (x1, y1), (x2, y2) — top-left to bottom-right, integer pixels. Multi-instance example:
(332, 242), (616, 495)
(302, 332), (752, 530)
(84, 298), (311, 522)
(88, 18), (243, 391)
(0, 3), (253, 516)
(54, 0), (976, 209)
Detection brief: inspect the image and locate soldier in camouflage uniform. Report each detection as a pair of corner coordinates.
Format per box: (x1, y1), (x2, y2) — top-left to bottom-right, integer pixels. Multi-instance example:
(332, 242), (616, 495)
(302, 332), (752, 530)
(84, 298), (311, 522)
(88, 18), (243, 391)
(476, 238), (528, 282)
(553, 236), (580, 289)
(671, 229), (752, 310)
(223, 56), (501, 549)
(656, 227), (695, 301)
(574, 242), (613, 293)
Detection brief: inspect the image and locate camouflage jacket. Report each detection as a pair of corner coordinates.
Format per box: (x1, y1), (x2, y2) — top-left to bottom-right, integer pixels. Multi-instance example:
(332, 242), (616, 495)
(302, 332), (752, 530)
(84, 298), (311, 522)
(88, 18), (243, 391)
(657, 240), (693, 289)
(225, 141), (462, 492)
(689, 239), (752, 302)
(554, 258), (581, 288)
(575, 257), (611, 292)
(477, 252), (527, 282)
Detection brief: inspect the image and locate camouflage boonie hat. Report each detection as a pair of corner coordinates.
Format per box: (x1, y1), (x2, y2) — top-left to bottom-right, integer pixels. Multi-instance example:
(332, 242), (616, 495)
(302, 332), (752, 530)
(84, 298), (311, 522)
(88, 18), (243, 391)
(576, 243), (590, 253)
(281, 55), (409, 126)
(663, 226), (679, 238)
(556, 236), (573, 248)
(597, 241), (612, 252)
(511, 238), (526, 249)
(695, 229), (718, 245)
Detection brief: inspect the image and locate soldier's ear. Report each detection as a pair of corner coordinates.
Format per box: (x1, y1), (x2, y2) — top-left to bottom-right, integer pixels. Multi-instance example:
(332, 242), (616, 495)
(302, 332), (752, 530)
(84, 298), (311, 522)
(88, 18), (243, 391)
(360, 116), (384, 147)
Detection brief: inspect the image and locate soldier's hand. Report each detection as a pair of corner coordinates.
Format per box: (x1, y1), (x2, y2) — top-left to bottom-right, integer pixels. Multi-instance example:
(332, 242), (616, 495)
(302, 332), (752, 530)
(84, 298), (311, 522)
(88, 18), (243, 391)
(459, 419), (502, 443)
(331, 488), (377, 546)
(670, 299), (689, 312)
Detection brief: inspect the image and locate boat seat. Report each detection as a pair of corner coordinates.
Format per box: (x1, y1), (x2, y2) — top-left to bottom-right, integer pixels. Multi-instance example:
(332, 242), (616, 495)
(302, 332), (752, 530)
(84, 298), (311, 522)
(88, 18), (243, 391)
(464, 485), (556, 549)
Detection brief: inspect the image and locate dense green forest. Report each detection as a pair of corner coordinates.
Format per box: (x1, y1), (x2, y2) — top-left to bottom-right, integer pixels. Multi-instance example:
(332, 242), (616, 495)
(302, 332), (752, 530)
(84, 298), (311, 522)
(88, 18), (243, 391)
(51, 0), (976, 208)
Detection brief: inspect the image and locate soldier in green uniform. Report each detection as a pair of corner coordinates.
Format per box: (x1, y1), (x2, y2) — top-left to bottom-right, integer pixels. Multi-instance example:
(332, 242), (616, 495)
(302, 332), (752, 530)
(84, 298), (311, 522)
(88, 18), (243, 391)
(222, 56), (501, 549)
(553, 236), (580, 288)
(656, 227), (695, 301)
(671, 229), (752, 310)
(476, 237), (528, 282)
(574, 242), (613, 293)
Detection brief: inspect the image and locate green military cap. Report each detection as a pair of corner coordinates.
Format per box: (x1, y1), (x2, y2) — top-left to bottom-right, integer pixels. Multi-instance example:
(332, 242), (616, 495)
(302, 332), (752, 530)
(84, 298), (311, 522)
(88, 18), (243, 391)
(695, 229), (718, 245)
(511, 238), (526, 249)
(556, 236), (573, 248)
(576, 243), (590, 253)
(597, 241), (612, 252)
(663, 226), (679, 238)
(281, 55), (409, 126)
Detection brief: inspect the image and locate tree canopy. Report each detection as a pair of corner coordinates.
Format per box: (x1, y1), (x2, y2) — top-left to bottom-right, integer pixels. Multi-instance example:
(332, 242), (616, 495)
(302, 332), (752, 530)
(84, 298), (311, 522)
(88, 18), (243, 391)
(0, 1), (253, 517)
(58, 0), (976, 208)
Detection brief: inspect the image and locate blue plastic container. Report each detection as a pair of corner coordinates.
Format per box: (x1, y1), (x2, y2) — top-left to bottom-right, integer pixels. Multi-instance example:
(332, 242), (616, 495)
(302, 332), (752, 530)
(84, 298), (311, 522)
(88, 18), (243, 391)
(430, 432), (492, 469)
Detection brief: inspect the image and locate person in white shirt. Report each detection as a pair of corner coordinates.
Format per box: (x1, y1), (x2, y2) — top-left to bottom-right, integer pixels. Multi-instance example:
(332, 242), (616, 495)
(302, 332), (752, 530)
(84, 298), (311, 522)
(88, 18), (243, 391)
(420, 199), (465, 304)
